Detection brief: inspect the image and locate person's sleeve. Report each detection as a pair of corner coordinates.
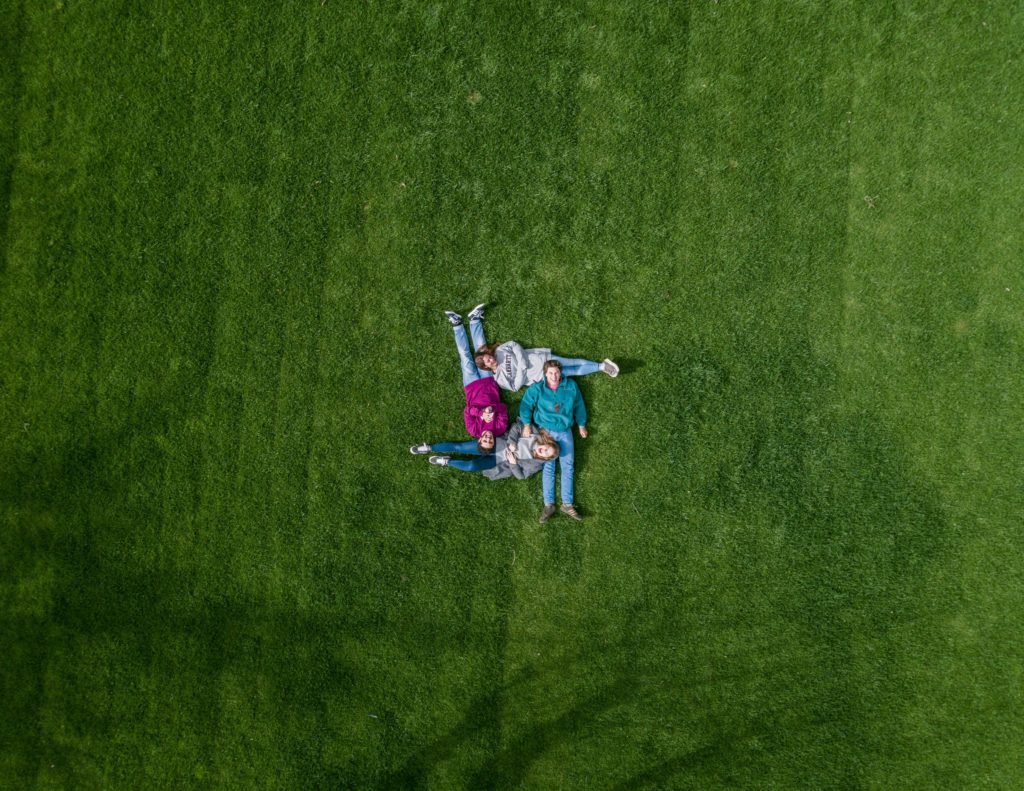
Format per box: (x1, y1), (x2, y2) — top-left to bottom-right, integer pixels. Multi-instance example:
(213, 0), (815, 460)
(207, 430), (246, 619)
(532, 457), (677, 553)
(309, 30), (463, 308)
(507, 420), (523, 444)
(494, 405), (509, 435)
(517, 460), (542, 479)
(467, 405), (480, 417)
(573, 383), (587, 426)
(464, 409), (480, 436)
(520, 383), (538, 425)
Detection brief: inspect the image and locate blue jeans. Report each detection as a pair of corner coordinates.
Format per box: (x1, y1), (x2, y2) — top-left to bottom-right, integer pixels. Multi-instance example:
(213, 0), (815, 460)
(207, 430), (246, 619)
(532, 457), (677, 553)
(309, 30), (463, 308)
(542, 428), (575, 505)
(431, 439), (496, 473)
(469, 317), (487, 354)
(550, 354), (601, 377)
(454, 322), (493, 387)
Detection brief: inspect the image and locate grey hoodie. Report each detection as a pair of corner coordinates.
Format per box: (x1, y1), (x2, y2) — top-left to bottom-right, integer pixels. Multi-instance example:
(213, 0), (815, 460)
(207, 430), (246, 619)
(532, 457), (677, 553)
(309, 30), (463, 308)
(493, 342), (552, 391)
(482, 420), (546, 481)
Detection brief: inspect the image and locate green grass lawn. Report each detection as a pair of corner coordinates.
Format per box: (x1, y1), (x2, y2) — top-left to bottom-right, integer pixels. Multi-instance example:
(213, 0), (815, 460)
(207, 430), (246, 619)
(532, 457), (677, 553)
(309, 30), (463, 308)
(2, 1), (1023, 788)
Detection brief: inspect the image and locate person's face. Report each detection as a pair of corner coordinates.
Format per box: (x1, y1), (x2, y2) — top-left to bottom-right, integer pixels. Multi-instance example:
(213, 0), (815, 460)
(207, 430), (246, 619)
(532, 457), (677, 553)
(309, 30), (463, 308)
(480, 354), (496, 370)
(536, 443), (556, 460)
(545, 366), (562, 388)
(480, 431), (495, 450)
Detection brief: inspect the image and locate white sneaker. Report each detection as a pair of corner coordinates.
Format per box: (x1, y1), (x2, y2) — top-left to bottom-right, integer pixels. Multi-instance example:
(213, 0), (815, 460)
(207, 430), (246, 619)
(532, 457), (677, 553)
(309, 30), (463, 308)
(468, 303), (486, 322)
(410, 444), (431, 455)
(601, 359), (620, 377)
(428, 455), (450, 466)
(444, 311), (462, 326)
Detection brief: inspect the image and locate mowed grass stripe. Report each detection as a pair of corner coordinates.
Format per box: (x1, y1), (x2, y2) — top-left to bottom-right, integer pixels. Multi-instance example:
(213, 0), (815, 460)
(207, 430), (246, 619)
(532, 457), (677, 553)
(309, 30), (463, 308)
(314, 9), (538, 782)
(503, 4), (856, 782)
(837, 3), (1024, 786)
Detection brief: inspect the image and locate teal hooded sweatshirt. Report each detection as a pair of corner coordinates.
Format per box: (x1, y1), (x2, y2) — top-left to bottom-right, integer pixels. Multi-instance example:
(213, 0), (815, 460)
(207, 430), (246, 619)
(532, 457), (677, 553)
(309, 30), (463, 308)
(519, 377), (587, 432)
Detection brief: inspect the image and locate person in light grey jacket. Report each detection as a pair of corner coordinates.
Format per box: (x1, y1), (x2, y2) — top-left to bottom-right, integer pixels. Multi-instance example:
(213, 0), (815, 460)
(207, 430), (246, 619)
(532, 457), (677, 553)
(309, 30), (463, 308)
(466, 305), (619, 392)
(410, 420), (559, 480)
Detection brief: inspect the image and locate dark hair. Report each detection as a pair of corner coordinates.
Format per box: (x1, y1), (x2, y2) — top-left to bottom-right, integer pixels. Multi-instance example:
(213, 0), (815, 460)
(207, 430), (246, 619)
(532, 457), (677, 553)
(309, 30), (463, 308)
(542, 359), (562, 374)
(474, 342), (499, 370)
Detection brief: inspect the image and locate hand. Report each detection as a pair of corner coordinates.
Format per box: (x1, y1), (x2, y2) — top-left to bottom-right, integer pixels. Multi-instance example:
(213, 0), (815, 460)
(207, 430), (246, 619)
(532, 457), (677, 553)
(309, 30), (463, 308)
(579, 426), (588, 439)
(505, 447), (517, 465)
(482, 406), (494, 423)
(522, 424), (532, 437)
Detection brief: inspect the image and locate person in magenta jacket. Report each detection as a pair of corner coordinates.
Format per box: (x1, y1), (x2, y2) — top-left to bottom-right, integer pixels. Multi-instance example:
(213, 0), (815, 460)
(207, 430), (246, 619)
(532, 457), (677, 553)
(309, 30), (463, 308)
(463, 378), (508, 441)
(446, 307), (508, 448)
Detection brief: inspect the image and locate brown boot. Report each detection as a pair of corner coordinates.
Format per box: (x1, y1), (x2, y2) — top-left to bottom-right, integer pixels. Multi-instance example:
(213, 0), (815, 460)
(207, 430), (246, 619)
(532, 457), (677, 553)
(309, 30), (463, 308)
(560, 504), (583, 521)
(539, 505), (556, 524)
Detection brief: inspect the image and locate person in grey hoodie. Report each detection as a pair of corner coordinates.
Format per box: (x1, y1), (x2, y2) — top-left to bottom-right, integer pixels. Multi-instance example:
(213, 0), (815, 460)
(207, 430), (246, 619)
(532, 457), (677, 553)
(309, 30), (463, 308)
(464, 304), (620, 392)
(410, 420), (559, 480)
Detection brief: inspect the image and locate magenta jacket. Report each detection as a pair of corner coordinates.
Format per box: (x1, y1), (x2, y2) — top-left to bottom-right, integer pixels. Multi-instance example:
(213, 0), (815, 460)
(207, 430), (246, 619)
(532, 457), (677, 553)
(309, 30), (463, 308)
(464, 377), (509, 437)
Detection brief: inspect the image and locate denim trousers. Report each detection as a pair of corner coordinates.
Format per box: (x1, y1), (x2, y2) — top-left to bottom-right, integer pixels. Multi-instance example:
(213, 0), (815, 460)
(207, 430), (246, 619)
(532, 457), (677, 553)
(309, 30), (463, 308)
(453, 320), (493, 387)
(431, 439), (496, 473)
(549, 354), (601, 377)
(541, 428), (575, 505)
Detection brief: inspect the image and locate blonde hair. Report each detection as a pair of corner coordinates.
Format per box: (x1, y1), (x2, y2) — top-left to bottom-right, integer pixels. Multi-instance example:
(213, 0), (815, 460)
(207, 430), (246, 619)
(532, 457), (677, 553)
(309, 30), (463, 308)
(532, 428), (560, 460)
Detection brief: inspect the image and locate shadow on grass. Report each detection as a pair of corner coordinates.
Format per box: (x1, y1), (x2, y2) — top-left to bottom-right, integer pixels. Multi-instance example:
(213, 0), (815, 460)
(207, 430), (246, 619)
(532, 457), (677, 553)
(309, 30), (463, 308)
(379, 640), (643, 790)
(641, 337), (957, 786)
(4, 333), (959, 788)
(0, 403), (350, 785)
(398, 334), (958, 789)
(611, 357), (645, 377)
(377, 617), (785, 790)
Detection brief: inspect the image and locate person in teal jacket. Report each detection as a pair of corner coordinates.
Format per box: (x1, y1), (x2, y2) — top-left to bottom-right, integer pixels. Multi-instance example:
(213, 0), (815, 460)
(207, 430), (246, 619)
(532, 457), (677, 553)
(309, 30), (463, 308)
(519, 360), (588, 523)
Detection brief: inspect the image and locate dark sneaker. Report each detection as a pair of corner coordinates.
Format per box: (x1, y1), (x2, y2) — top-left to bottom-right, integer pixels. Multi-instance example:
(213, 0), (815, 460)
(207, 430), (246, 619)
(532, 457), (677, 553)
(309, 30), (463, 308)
(601, 359), (620, 378)
(410, 444), (431, 455)
(428, 455), (450, 466)
(468, 303), (486, 322)
(539, 505), (556, 524)
(444, 311), (463, 326)
(560, 504), (583, 521)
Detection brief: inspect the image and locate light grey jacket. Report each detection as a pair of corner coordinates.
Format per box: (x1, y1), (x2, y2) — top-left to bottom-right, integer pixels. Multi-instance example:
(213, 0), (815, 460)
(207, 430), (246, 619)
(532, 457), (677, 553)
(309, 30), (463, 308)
(493, 342), (552, 391)
(514, 434), (549, 463)
(482, 420), (546, 481)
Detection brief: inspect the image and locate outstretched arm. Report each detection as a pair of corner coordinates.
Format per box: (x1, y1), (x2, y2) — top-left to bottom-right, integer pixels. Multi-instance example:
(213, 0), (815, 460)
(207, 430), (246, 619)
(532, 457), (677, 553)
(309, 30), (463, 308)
(492, 406), (509, 435)
(573, 384), (588, 437)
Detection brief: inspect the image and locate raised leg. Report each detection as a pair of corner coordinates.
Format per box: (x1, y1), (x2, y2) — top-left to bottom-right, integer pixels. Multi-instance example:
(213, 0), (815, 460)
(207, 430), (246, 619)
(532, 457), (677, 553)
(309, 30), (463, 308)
(469, 316), (487, 352)
(454, 324), (482, 387)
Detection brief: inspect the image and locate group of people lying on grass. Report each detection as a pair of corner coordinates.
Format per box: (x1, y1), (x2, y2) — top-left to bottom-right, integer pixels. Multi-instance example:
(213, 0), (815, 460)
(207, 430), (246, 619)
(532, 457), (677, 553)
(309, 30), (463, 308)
(410, 303), (618, 523)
